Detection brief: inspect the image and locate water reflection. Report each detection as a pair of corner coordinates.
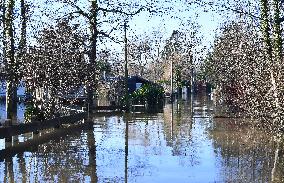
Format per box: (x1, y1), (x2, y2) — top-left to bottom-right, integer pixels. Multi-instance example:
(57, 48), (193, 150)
(209, 118), (284, 182)
(0, 95), (283, 182)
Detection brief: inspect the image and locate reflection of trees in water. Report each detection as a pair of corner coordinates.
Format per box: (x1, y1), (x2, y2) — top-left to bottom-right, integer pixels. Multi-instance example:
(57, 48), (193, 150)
(127, 119), (170, 182)
(209, 118), (284, 182)
(163, 102), (202, 167)
(127, 155), (157, 183)
(35, 133), (93, 182)
(93, 117), (127, 183)
(87, 116), (154, 183)
(0, 130), (97, 182)
(4, 157), (14, 183)
(126, 115), (159, 182)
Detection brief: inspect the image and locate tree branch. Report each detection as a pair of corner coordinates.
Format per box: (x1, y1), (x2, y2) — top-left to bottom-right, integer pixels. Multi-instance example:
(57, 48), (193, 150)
(98, 6), (160, 16)
(193, 0), (260, 20)
(222, 5), (260, 19)
(61, 0), (90, 19)
(98, 31), (122, 44)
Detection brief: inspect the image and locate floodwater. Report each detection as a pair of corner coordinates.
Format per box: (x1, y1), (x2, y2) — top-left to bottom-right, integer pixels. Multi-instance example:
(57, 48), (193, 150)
(0, 94), (284, 182)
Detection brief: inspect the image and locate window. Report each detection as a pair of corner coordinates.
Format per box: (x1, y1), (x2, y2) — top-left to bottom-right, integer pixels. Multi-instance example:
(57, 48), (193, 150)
(136, 83), (142, 90)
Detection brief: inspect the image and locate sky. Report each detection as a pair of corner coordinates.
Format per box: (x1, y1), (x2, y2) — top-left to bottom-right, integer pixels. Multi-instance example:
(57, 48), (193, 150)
(129, 4), (220, 44)
(121, 4), (224, 62)
(14, 0), (231, 61)
(111, 1), (230, 58)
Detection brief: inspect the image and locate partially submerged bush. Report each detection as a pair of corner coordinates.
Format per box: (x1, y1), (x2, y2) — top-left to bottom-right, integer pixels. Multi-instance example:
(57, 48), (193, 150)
(24, 103), (45, 122)
(130, 83), (164, 105)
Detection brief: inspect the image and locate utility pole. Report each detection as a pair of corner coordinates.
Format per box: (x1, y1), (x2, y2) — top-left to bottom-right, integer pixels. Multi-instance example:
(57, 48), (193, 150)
(190, 55), (194, 94)
(170, 30), (177, 102)
(170, 55), (173, 100)
(124, 115), (129, 183)
(124, 20), (129, 111)
(190, 55), (194, 116)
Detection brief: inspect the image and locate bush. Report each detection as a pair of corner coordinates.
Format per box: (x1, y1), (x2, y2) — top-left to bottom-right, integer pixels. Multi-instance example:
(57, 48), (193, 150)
(130, 83), (164, 105)
(24, 104), (45, 121)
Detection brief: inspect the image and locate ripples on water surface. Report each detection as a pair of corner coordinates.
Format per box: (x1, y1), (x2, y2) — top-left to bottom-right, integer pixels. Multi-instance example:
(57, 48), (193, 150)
(0, 95), (284, 182)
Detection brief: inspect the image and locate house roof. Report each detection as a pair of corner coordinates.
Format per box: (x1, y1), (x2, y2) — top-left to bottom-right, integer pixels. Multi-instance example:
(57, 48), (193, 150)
(128, 76), (152, 84)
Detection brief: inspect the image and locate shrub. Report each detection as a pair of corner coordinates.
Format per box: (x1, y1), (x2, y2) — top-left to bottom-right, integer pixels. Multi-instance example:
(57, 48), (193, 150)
(130, 83), (164, 105)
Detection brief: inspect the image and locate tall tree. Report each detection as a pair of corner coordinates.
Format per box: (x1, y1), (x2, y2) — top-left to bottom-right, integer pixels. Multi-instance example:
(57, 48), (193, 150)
(260, 0), (273, 60)
(19, 0), (27, 51)
(19, 0), (27, 74)
(46, 0), (166, 108)
(127, 35), (151, 77)
(272, 0), (282, 62)
(259, 0), (283, 128)
(86, 0), (98, 108)
(161, 21), (200, 93)
(0, 1), (4, 67)
(4, 0), (17, 120)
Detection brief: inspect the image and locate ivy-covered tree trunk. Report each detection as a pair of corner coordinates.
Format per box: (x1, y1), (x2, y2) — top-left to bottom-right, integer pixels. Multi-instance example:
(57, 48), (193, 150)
(260, 0), (273, 60)
(272, 0), (284, 129)
(272, 0), (282, 62)
(19, 0), (27, 61)
(4, 0), (17, 120)
(260, 0), (282, 128)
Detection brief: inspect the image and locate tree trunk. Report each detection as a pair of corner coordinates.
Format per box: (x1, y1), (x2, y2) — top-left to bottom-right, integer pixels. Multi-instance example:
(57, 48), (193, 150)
(4, 0), (17, 120)
(87, 0), (98, 109)
(260, 0), (273, 60)
(272, 0), (282, 62)
(20, 0), (26, 47)
(19, 0), (27, 69)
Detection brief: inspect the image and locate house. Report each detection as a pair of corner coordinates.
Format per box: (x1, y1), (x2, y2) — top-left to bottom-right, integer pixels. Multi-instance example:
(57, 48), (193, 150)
(104, 75), (159, 94)
(127, 76), (156, 93)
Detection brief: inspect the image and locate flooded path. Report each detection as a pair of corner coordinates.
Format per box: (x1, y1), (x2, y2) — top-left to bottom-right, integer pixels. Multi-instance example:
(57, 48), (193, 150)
(0, 94), (284, 182)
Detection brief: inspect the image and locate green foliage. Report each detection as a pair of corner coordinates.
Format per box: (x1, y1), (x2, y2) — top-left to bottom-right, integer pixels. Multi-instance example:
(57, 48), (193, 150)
(130, 84), (164, 105)
(24, 104), (44, 121)
(157, 80), (170, 85)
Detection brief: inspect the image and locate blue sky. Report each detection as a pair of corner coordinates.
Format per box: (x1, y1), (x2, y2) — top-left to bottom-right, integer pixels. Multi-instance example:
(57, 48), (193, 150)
(27, 0), (228, 57)
(129, 5), (221, 44)
(121, 1), (230, 53)
(121, 5), (224, 60)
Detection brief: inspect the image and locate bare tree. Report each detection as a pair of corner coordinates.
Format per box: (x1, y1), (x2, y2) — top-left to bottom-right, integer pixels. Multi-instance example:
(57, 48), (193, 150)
(44, 0), (164, 108)
(161, 21), (201, 93)
(127, 35), (151, 77)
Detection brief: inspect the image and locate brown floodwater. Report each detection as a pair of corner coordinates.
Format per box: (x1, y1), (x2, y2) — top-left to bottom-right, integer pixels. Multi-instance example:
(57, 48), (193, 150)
(0, 94), (284, 182)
